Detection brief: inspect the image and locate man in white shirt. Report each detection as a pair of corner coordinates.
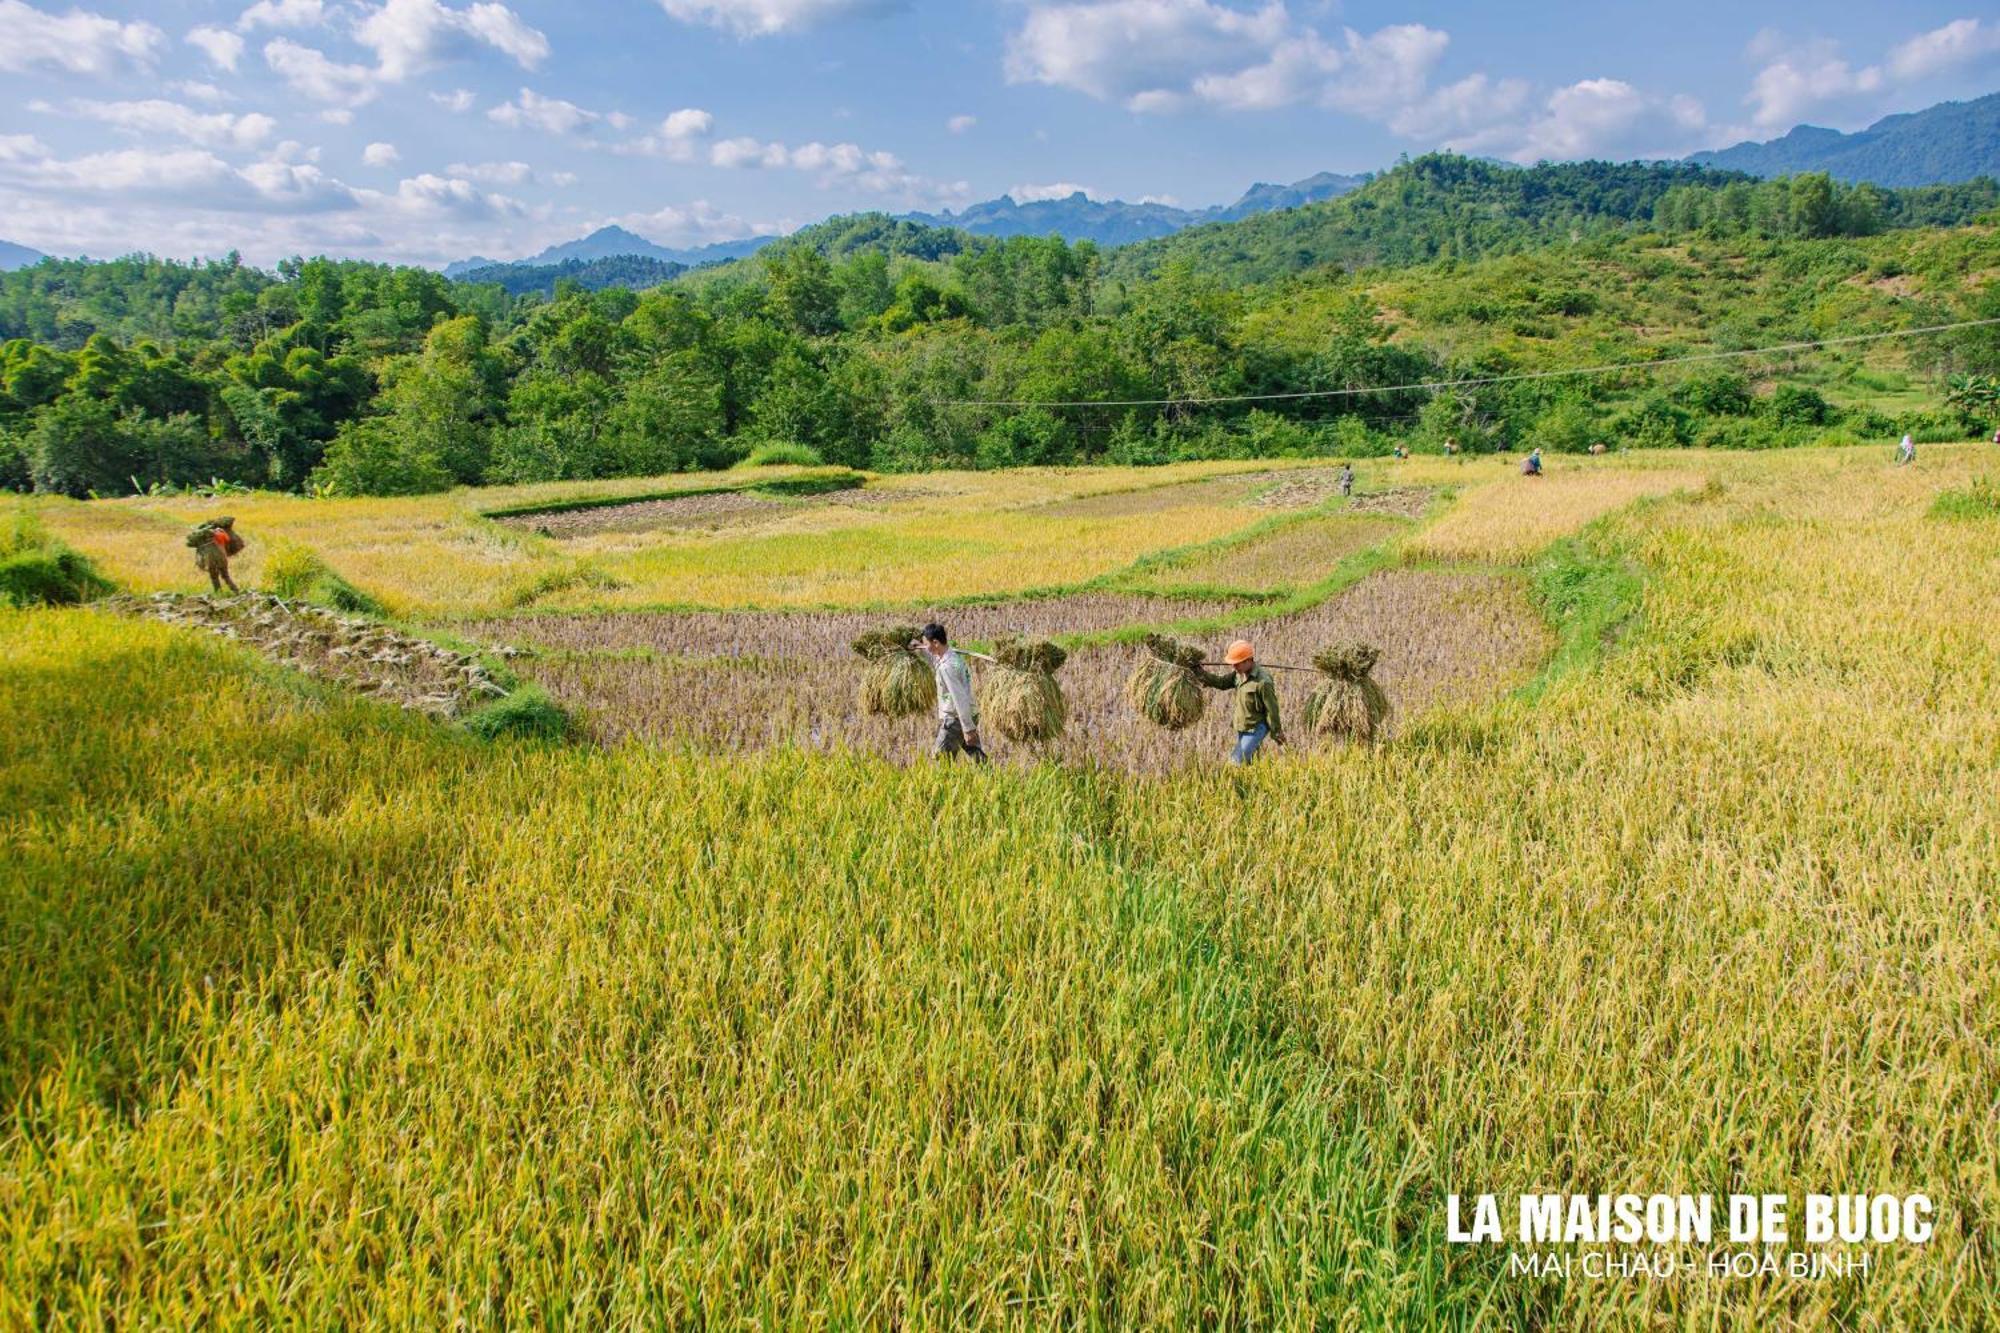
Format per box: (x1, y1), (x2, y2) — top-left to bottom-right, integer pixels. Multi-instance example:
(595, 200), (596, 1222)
(918, 623), (987, 763)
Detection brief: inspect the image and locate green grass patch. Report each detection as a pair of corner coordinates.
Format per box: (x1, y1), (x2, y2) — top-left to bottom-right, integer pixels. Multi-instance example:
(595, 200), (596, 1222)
(1930, 476), (2000, 520)
(461, 682), (572, 742)
(1522, 533), (1643, 696)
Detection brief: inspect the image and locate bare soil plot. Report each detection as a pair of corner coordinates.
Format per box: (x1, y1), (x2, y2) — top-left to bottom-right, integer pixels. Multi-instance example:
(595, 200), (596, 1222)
(466, 594), (1242, 658)
(1346, 487), (1436, 518)
(508, 570), (1549, 770)
(1031, 472), (1285, 519)
(497, 490), (786, 538)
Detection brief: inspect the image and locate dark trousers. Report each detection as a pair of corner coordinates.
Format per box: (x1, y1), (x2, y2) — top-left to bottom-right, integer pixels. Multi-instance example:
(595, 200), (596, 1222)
(933, 717), (988, 763)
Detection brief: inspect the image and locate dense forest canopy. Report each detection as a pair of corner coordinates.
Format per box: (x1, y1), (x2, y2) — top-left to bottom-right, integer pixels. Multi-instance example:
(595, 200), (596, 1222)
(2, 156), (1996, 498)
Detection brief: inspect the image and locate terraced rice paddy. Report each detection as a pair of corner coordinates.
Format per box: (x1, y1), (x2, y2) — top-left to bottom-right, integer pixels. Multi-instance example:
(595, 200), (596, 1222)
(494, 571), (1551, 766)
(8, 445), (1998, 1328)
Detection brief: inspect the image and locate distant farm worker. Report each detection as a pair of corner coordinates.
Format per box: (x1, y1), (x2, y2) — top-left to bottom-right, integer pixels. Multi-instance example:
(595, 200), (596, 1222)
(1443, 437), (1459, 458)
(917, 623), (987, 763)
(1199, 639), (1286, 766)
(1339, 463), (1355, 497)
(1897, 433), (1916, 466)
(1393, 443), (1410, 460)
(1524, 447), (1544, 476)
(1992, 426), (1999, 445)
(191, 516), (244, 593)
(1588, 442), (1608, 456)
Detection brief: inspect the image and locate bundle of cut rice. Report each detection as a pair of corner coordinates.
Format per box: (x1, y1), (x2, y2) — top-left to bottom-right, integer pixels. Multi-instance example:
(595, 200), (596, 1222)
(984, 635), (1067, 743)
(1125, 633), (1207, 730)
(852, 625), (935, 718)
(184, 516), (243, 554)
(1301, 641), (1390, 744)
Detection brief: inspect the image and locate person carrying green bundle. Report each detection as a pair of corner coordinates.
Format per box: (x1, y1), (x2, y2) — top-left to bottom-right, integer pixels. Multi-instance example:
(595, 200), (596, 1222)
(186, 516), (244, 594)
(1199, 639), (1286, 765)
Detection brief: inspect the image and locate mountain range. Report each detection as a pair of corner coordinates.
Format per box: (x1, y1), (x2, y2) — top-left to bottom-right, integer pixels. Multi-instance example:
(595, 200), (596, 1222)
(442, 225), (772, 278)
(442, 96), (1999, 280)
(1690, 92), (2000, 187)
(444, 169), (1370, 279)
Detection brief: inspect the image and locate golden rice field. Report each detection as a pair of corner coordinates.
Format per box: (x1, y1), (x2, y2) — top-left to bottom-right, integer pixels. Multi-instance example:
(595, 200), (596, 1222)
(4, 442), (1999, 1328)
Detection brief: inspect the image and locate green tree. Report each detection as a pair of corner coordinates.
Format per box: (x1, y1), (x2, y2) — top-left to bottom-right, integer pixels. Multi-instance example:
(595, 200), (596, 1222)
(310, 416), (451, 496)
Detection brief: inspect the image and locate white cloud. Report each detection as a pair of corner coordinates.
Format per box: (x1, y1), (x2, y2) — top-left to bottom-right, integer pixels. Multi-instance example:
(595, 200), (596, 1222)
(706, 133), (961, 200)
(0, 140), (362, 214)
(617, 108), (714, 160)
(1449, 78), (1714, 163)
(1735, 20), (1997, 134)
(238, 0), (325, 31)
(947, 114), (976, 134)
(661, 107), (713, 139)
(363, 141), (400, 166)
(613, 199), (780, 246)
(1744, 36), (1883, 130)
(487, 87), (601, 134)
(356, 0), (548, 81)
(259, 3), (546, 111)
(319, 108), (354, 124)
(654, 0), (891, 38)
(186, 25), (246, 70)
(0, 0), (163, 74)
(710, 135), (791, 168)
(392, 171), (523, 219)
(431, 87), (477, 112)
(1009, 181), (1096, 202)
(1388, 72), (1532, 140)
(1886, 18), (2000, 81)
(57, 98), (278, 150)
(1004, 1), (1448, 123)
(264, 37), (378, 106)
(171, 80), (234, 104)
(447, 159), (532, 184)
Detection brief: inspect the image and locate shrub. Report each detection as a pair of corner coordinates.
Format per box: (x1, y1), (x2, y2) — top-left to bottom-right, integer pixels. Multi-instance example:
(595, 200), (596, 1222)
(1671, 370), (1753, 417)
(1765, 385), (1833, 428)
(309, 418), (452, 497)
(260, 539), (384, 615)
(1534, 398), (1600, 453)
(737, 442), (824, 468)
(0, 513), (113, 606)
(462, 684), (571, 742)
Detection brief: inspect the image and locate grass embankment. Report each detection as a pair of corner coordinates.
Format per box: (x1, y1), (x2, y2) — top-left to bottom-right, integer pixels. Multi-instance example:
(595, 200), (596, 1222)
(3, 445), (1996, 1326)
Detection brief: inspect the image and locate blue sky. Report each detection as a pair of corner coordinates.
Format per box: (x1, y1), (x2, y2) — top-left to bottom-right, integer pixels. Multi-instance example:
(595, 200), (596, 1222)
(1, 0), (1996, 267)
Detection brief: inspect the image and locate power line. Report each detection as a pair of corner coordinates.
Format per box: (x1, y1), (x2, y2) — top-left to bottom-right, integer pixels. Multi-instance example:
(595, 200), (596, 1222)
(928, 317), (2000, 410)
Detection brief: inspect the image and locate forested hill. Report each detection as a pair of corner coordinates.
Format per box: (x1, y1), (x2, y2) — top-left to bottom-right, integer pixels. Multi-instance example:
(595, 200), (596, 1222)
(1099, 155), (2000, 288)
(1690, 94), (2000, 187)
(453, 255), (687, 298)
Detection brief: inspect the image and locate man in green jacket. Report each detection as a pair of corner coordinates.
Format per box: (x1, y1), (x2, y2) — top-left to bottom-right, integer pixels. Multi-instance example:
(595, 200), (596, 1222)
(1199, 639), (1286, 765)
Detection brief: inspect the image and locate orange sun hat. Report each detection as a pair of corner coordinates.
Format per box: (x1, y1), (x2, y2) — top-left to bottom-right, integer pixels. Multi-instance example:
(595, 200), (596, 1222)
(1224, 640), (1255, 665)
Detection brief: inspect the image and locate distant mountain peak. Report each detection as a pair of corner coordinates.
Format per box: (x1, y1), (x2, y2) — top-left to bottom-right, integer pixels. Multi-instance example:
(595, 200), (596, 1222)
(0, 239), (47, 271)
